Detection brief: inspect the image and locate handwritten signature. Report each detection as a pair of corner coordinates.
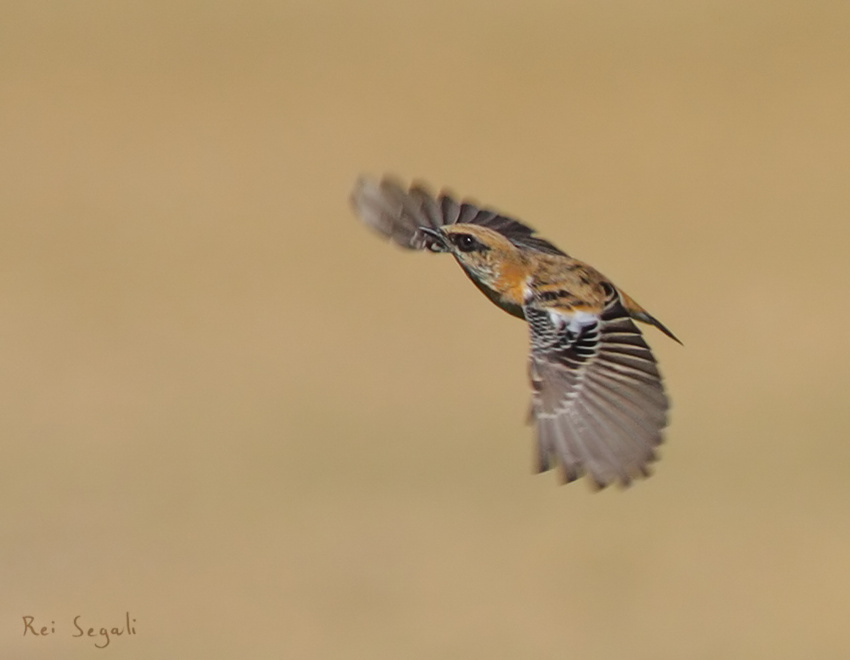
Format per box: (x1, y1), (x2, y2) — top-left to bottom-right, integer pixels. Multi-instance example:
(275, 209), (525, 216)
(22, 613), (137, 649)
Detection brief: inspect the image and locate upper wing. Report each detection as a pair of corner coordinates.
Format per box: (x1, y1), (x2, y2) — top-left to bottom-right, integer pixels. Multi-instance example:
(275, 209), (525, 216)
(350, 177), (566, 255)
(526, 293), (670, 488)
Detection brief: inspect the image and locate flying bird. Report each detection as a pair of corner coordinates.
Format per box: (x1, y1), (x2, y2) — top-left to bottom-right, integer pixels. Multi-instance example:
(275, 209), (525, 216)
(350, 176), (679, 489)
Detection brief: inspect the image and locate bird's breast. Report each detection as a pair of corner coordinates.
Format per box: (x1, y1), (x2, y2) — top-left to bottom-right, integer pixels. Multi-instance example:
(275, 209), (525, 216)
(458, 261), (527, 320)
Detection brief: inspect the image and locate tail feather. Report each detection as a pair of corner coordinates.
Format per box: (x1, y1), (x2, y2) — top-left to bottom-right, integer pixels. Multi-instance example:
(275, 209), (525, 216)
(617, 289), (682, 345)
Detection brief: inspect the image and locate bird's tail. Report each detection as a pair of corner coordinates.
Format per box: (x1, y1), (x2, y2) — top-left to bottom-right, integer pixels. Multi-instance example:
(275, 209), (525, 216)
(617, 289), (682, 345)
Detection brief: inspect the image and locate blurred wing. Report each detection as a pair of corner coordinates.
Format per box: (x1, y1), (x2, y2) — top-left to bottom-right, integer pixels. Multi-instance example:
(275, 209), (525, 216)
(526, 295), (670, 488)
(350, 176), (566, 255)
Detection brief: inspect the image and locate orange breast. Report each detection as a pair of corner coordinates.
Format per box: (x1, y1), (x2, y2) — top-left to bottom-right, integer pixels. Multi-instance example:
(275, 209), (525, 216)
(494, 260), (528, 308)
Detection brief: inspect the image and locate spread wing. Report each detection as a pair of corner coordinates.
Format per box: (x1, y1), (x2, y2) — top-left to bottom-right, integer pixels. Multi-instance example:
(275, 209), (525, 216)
(350, 176), (566, 255)
(526, 293), (670, 488)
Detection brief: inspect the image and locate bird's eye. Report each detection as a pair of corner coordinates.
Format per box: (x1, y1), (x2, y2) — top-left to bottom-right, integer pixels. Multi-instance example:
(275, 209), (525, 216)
(454, 233), (479, 252)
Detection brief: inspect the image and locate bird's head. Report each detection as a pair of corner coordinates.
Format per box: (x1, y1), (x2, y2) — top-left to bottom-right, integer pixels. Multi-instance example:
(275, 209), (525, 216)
(418, 224), (521, 290)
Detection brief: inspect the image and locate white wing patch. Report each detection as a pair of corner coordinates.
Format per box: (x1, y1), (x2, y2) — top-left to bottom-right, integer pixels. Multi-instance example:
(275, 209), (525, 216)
(546, 308), (599, 334)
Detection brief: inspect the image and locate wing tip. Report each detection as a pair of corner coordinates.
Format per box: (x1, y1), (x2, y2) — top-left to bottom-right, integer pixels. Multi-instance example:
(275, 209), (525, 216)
(535, 437), (662, 491)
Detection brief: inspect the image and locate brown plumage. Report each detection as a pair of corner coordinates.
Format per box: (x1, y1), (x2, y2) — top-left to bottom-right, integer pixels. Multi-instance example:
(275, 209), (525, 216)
(351, 176), (679, 489)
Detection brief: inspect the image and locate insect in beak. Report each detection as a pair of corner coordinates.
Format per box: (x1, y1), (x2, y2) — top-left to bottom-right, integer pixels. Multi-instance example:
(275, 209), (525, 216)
(418, 226), (448, 252)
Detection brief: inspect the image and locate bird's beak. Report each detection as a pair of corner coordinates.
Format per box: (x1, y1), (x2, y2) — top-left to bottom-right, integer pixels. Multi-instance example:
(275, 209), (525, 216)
(417, 226), (448, 252)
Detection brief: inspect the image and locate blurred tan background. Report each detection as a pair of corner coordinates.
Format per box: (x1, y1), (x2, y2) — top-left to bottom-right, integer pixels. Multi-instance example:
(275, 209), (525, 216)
(2, 1), (849, 658)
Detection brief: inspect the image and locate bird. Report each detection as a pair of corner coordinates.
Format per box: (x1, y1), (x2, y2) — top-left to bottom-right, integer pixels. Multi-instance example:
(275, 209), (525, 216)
(350, 176), (679, 489)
